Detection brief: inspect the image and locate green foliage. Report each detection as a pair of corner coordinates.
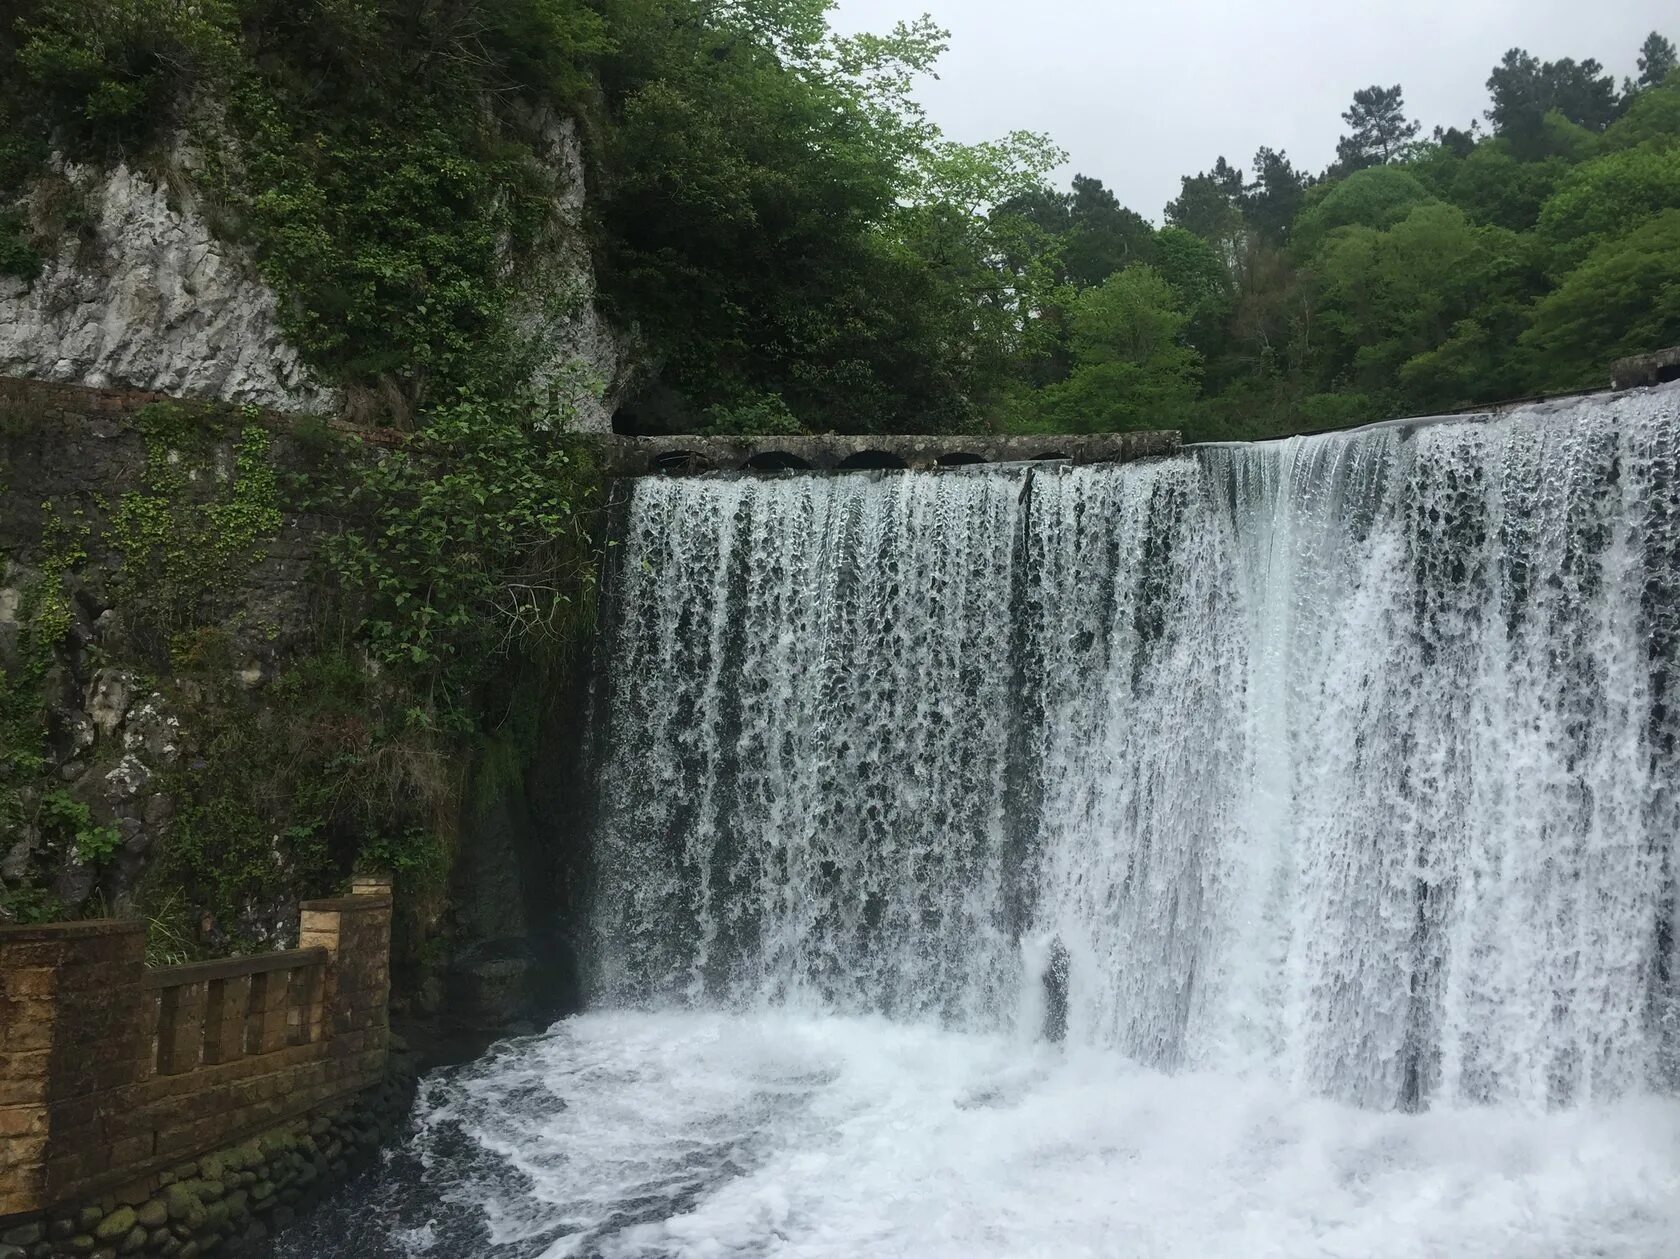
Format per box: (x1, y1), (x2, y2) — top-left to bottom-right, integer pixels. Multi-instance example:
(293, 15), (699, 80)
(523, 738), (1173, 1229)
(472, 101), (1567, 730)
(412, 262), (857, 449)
(0, 208), (42, 279)
(0, 507), (85, 787)
(701, 393), (805, 437)
(1435, 146), (1567, 230)
(1536, 145), (1680, 270)
(1486, 48), (1620, 155)
(595, 1), (1060, 431)
(229, 94), (554, 410)
(1028, 267), (1201, 434)
(1605, 80), (1680, 151)
(9, 0), (238, 154)
(0, 885), (62, 925)
(145, 647), (455, 954)
(1520, 209), (1680, 388)
(358, 826), (445, 883)
(39, 789), (120, 865)
(1637, 33), (1678, 89)
(322, 396), (603, 719)
(1294, 167), (1437, 248)
(109, 404), (282, 659)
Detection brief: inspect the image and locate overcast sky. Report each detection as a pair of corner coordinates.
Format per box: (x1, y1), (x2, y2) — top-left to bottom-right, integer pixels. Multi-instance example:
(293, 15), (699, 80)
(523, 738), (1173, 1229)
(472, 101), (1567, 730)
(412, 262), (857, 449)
(831, 0), (1675, 219)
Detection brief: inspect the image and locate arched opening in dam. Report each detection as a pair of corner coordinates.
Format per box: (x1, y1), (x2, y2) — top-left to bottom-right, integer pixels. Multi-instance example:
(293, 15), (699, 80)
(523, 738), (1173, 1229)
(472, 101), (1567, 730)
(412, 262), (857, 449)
(283, 385), (1680, 1258)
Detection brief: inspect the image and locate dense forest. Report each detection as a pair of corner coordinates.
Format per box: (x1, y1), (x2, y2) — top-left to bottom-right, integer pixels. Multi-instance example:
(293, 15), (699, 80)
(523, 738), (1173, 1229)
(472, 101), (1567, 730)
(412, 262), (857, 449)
(1, 2), (1677, 442)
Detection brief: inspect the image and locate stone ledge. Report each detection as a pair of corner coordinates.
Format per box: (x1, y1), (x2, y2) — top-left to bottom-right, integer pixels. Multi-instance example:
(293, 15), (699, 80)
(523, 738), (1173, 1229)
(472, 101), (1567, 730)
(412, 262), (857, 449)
(0, 923), (146, 944)
(1611, 346), (1680, 390)
(600, 429), (1183, 476)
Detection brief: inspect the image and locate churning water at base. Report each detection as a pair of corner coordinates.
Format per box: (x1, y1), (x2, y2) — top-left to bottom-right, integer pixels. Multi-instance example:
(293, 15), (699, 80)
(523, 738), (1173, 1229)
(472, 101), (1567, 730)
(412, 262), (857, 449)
(282, 1011), (1680, 1259)
(284, 386), (1680, 1257)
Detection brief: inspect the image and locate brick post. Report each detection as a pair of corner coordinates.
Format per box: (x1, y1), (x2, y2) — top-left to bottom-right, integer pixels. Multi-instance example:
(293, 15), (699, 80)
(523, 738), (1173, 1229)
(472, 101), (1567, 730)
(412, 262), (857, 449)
(0, 921), (146, 1217)
(297, 878), (393, 1090)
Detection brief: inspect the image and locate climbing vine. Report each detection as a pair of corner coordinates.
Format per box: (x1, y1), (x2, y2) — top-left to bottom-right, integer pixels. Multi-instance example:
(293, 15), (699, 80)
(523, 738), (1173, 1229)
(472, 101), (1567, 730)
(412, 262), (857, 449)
(0, 504), (84, 784)
(109, 402), (283, 661)
(0, 504), (86, 924)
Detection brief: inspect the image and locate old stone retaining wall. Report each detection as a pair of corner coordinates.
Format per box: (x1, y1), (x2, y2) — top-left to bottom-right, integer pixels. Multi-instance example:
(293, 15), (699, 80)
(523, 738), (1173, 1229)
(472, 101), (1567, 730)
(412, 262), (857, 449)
(0, 879), (394, 1256)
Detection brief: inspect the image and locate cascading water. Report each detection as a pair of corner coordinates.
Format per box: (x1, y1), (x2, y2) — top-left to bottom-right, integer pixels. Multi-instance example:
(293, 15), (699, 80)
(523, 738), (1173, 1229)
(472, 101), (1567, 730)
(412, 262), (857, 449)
(284, 386), (1680, 1259)
(591, 389), (1680, 1111)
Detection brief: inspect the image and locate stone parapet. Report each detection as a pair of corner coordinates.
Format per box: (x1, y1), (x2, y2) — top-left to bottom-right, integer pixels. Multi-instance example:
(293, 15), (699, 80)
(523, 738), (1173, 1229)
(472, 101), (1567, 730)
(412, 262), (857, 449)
(0, 879), (392, 1229)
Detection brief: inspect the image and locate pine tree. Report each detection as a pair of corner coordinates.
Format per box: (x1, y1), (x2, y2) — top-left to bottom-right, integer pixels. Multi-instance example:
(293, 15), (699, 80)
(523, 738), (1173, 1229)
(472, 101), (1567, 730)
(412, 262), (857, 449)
(1335, 85), (1421, 172)
(1637, 31), (1677, 89)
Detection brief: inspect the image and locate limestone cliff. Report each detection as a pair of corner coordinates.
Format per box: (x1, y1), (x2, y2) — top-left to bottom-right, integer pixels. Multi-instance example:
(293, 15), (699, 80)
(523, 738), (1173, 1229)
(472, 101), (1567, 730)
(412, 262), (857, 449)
(0, 161), (333, 413)
(0, 123), (630, 433)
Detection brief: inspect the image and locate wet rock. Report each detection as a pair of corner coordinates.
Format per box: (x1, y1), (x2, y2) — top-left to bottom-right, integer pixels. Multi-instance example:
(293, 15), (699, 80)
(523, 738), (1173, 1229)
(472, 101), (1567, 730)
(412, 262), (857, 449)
(102, 755), (151, 804)
(142, 793), (175, 827)
(1, 834), (36, 881)
(0, 587), (20, 674)
(85, 669), (133, 740)
(1043, 937), (1070, 1045)
(92, 1208), (134, 1243)
(445, 936), (541, 1030)
(164, 1184), (204, 1228)
(122, 696), (180, 761)
(52, 854), (96, 907)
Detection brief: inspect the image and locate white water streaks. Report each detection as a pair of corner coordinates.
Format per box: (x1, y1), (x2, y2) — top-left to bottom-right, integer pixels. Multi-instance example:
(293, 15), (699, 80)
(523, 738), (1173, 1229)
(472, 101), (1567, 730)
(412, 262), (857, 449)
(343, 1010), (1680, 1259)
(593, 385), (1680, 1110)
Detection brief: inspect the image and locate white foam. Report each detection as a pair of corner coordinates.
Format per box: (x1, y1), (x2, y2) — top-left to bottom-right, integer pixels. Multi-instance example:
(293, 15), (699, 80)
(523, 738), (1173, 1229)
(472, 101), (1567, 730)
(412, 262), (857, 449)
(408, 1011), (1680, 1259)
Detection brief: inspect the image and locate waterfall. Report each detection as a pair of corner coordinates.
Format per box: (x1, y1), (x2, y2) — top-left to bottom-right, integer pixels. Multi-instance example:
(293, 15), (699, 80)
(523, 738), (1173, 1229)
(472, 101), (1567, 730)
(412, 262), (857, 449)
(591, 386), (1680, 1113)
(278, 387), (1680, 1259)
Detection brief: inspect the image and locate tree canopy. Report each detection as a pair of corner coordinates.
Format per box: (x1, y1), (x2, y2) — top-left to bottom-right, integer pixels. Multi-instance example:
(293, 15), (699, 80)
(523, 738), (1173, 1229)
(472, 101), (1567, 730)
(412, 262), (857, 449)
(992, 29), (1680, 442)
(0, 9), (1676, 443)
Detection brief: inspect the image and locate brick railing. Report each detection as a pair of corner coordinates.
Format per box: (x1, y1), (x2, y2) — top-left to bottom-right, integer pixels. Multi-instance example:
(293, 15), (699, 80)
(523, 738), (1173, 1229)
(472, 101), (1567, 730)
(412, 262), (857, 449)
(0, 878), (392, 1220)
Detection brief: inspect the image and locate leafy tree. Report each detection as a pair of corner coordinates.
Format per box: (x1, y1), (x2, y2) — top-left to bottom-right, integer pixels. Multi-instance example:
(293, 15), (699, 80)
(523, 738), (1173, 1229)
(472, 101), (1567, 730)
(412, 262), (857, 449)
(1441, 145), (1569, 230)
(1061, 175), (1157, 287)
(1004, 30), (1680, 439)
(1154, 226), (1232, 351)
(1335, 85), (1420, 172)
(1293, 166), (1436, 249)
(1520, 209), (1680, 387)
(1537, 145), (1680, 271)
(1033, 267), (1201, 434)
(1310, 203), (1496, 391)
(1432, 124), (1479, 158)
(1604, 78), (1680, 150)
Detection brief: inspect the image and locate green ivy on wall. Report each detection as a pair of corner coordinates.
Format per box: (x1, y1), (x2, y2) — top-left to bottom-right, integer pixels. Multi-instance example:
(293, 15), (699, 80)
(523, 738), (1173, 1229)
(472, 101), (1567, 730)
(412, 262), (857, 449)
(109, 402), (282, 661)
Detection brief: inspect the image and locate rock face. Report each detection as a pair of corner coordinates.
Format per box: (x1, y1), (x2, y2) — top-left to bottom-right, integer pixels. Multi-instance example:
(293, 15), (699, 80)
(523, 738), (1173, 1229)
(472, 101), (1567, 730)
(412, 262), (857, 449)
(0, 118), (630, 432)
(0, 163), (337, 412)
(518, 112), (635, 435)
